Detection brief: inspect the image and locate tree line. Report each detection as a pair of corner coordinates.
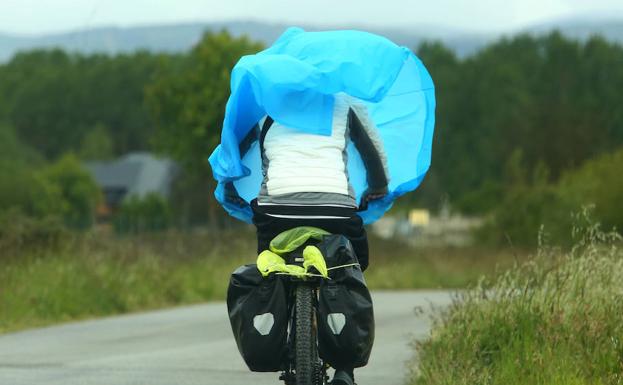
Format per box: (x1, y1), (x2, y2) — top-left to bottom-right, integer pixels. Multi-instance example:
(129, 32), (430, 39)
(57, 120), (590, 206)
(0, 30), (621, 245)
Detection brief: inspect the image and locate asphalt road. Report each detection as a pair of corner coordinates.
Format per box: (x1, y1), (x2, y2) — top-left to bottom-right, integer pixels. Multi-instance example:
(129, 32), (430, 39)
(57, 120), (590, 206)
(0, 291), (453, 385)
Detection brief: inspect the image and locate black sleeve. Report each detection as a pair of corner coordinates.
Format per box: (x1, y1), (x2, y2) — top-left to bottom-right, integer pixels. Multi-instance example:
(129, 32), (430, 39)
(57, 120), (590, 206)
(224, 123), (261, 202)
(348, 108), (388, 192)
(239, 123), (260, 158)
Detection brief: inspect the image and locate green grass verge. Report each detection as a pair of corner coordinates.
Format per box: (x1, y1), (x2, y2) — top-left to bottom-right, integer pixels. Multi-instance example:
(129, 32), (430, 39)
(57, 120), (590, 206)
(366, 236), (519, 289)
(412, 221), (623, 385)
(0, 230), (252, 333)
(0, 228), (518, 334)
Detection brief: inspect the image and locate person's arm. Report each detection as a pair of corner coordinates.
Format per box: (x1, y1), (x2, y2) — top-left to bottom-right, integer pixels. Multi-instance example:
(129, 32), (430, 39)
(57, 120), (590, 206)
(225, 116), (276, 206)
(347, 105), (389, 209)
(224, 122), (261, 207)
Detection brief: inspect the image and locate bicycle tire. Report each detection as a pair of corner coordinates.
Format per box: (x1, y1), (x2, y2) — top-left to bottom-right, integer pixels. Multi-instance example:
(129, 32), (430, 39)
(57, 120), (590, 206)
(295, 284), (318, 385)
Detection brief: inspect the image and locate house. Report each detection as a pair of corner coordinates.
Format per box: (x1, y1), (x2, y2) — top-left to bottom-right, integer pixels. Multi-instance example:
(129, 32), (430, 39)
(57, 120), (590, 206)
(84, 152), (178, 218)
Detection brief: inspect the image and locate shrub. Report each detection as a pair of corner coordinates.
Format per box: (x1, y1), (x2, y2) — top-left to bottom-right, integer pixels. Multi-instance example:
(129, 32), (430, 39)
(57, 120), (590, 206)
(413, 210), (623, 385)
(0, 209), (69, 256)
(0, 124), (42, 165)
(558, 148), (623, 232)
(38, 154), (100, 229)
(79, 123), (114, 161)
(478, 182), (573, 247)
(0, 161), (63, 218)
(481, 147), (623, 248)
(0, 123), (58, 218)
(113, 193), (171, 234)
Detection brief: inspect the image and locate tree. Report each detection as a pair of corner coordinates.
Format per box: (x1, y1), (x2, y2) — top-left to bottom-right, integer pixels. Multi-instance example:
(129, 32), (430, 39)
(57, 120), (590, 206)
(413, 42), (462, 211)
(146, 31), (263, 225)
(38, 154), (101, 228)
(79, 123), (114, 160)
(3, 30), (623, 224)
(113, 193), (171, 234)
(415, 33), (623, 215)
(558, 148), (623, 232)
(0, 50), (163, 159)
(0, 123), (56, 218)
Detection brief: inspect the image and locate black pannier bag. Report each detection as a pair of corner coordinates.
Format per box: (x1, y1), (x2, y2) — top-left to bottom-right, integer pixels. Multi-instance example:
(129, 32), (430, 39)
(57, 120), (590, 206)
(227, 264), (288, 372)
(316, 235), (375, 369)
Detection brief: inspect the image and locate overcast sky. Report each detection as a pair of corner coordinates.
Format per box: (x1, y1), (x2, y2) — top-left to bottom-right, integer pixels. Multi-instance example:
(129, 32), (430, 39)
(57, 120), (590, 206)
(2, 0), (623, 35)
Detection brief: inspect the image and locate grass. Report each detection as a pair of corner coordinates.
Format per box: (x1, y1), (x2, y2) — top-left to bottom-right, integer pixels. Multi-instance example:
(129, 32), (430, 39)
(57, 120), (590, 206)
(366, 236), (521, 289)
(411, 212), (623, 385)
(0, 229), (254, 333)
(0, 226), (519, 334)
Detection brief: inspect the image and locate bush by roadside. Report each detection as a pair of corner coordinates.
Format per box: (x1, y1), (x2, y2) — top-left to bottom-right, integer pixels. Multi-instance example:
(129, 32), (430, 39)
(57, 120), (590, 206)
(0, 210), (69, 255)
(0, 153), (100, 231)
(413, 210), (623, 385)
(479, 147), (623, 248)
(113, 193), (172, 234)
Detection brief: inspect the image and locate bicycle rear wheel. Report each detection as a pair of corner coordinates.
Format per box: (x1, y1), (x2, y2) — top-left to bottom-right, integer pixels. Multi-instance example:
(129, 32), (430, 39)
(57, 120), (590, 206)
(295, 284), (319, 385)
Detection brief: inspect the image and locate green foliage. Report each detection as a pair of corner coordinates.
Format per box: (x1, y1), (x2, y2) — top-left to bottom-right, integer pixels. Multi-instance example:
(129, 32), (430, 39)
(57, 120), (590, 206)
(38, 154), (100, 229)
(0, 123), (42, 166)
(0, 129), (99, 231)
(113, 193), (171, 234)
(0, 231), (256, 332)
(0, 164), (62, 219)
(478, 150), (570, 247)
(558, 148), (623, 231)
(0, 210), (68, 254)
(79, 123), (114, 160)
(146, 31), (263, 174)
(481, 182), (571, 247)
(0, 127), (70, 249)
(413, 214), (623, 385)
(0, 50), (163, 158)
(146, 31), (263, 224)
(482, 147), (623, 247)
(0, 125), (62, 218)
(1, 31), (623, 230)
(416, 33), (623, 214)
(167, 171), (216, 227)
(413, 42), (462, 211)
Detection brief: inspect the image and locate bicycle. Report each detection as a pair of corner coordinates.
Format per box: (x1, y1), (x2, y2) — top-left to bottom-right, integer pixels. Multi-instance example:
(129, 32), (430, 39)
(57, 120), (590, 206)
(279, 251), (329, 385)
(228, 228), (370, 385)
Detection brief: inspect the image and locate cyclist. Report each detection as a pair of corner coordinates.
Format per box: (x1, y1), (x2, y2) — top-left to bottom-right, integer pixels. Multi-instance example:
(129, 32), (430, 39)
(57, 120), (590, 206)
(212, 27), (435, 385)
(225, 92), (388, 385)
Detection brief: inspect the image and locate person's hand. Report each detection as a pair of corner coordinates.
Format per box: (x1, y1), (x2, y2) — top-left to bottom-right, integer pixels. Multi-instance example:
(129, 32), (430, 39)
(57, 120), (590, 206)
(363, 191), (386, 201)
(358, 187), (388, 210)
(224, 182), (248, 208)
(227, 195), (248, 208)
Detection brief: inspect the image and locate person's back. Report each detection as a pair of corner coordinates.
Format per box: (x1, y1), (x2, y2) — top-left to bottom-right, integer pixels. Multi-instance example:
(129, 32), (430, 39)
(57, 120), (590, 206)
(237, 93), (388, 270)
(259, 93), (361, 207)
(214, 28), (436, 385)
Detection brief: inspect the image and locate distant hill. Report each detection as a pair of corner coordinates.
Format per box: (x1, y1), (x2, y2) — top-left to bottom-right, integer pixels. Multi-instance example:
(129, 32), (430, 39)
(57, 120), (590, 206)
(1, 18), (622, 62)
(527, 18), (623, 42)
(0, 21), (487, 62)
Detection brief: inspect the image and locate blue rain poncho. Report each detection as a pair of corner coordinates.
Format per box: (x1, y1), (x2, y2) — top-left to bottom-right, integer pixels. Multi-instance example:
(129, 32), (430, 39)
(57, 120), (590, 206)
(209, 27), (435, 224)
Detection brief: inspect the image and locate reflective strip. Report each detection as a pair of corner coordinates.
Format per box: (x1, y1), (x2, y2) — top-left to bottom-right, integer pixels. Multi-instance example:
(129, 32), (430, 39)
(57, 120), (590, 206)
(327, 263), (360, 271)
(265, 214), (351, 219)
(327, 313), (346, 335)
(257, 202), (355, 208)
(253, 313), (275, 336)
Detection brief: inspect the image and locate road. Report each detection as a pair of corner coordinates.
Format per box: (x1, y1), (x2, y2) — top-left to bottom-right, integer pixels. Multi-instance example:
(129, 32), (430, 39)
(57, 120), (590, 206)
(0, 291), (453, 385)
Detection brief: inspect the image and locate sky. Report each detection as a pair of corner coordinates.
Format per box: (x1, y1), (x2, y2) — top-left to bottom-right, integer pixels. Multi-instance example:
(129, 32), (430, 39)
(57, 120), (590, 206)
(2, 0), (623, 35)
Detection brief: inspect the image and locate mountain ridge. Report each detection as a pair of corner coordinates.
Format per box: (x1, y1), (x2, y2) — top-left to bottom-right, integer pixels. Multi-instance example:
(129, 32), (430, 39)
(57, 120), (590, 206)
(1, 18), (622, 62)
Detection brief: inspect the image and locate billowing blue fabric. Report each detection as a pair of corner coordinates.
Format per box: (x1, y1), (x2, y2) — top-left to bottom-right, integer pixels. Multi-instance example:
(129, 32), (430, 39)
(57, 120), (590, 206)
(209, 27), (435, 224)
